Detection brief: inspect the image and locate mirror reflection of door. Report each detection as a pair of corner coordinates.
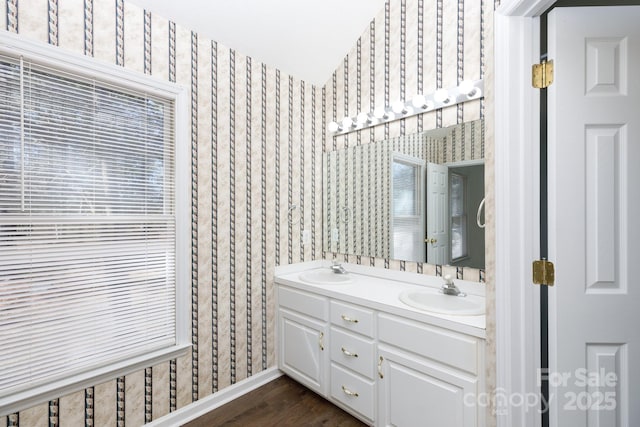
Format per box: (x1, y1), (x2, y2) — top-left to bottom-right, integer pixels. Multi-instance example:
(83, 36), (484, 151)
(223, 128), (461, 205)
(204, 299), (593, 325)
(424, 160), (485, 267)
(426, 162), (449, 264)
(448, 162), (485, 269)
(390, 153), (425, 262)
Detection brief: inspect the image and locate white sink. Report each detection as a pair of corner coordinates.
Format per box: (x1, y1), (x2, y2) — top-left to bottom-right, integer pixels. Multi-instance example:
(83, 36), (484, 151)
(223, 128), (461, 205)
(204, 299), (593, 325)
(299, 269), (354, 285)
(399, 289), (484, 316)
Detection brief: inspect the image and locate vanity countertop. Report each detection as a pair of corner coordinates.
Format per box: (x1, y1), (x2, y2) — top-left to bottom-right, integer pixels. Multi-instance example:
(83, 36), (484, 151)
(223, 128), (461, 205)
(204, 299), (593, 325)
(275, 261), (486, 338)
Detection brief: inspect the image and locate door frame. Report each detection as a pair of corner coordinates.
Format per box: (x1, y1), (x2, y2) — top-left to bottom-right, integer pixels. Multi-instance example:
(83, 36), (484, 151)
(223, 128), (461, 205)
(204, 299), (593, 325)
(494, 1), (552, 426)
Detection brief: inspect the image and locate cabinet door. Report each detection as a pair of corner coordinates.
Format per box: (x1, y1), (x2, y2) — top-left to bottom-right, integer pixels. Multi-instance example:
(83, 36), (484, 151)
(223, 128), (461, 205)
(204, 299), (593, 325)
(278, 308), (329, 396)
(378, 345), (479, 427)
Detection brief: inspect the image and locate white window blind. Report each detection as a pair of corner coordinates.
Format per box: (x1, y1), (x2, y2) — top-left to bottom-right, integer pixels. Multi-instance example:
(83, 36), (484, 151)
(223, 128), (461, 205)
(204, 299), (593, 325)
(0, 52), (180, 404)
(391, 155), (425, 263)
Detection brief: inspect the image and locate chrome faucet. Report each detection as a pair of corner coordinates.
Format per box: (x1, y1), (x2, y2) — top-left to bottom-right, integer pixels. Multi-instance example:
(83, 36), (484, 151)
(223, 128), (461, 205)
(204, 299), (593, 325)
(330, 260), (348, 274)
(441, 274), (466, 297)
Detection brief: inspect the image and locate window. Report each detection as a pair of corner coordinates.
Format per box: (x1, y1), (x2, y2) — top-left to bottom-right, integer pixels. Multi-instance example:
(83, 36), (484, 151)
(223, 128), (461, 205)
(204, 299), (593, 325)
(450, 172), (468, 261)
(0, 34), (189, 414)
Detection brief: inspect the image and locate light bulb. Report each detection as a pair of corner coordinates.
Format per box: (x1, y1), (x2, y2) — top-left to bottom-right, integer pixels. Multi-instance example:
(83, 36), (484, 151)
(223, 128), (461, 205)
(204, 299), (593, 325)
(412, 94), (433, 110)
(342, 117), (354, 129)
(392, 100), (408, 115)
(411, 94), (426, 109)
(328, 121), (341, 133)
(459, 80), (478, 97)
(374, 106), (389, 119)
(356, 112), (372, 125)
(434, 88), (450, 104)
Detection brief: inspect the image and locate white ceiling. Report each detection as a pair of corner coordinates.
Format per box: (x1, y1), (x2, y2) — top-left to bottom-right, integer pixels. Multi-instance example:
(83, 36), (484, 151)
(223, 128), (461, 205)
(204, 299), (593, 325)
(125, 0), (386, 86)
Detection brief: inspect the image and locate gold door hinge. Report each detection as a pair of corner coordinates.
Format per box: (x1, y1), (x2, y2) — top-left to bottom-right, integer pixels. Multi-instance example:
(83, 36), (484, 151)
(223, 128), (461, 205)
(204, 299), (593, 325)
(532, 60), (554, 89)
(533, 259), (555, 286)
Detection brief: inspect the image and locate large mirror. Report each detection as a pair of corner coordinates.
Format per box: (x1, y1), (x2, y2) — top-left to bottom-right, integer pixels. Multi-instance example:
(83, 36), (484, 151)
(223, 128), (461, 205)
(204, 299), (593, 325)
(323, 119), (485, 269)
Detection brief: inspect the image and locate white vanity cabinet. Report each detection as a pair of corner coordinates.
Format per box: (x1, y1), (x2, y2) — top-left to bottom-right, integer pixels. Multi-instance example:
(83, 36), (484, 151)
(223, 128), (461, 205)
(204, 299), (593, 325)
(377, 313), (484, 427)
(277, 286), (329, 396)
(276, 272), (486, 427)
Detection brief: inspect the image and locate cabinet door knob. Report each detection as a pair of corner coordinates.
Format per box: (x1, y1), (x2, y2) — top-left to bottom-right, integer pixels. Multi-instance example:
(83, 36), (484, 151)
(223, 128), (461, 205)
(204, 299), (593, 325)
(341, 314), (359, 323)
(341, 347), (358, 358)
(341, 385), (359, 397)
(318, 332), (324, 351)
(378, 356), (384, 379)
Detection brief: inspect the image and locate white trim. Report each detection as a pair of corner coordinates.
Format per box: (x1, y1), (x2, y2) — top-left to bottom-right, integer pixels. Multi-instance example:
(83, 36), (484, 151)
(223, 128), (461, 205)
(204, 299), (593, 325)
(497, 0), (556, 17)
(445, 159), (485, 167)
(147, 368), (283, 427)
(494, 1), (548, 426)
(0, 31), (183, 97)
(1, 345), (191, 416)
(174, 71), (191, 346)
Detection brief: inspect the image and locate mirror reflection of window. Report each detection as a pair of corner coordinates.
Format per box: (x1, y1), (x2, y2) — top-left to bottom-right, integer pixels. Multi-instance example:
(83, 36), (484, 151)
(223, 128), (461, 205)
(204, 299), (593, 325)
(391, 155), (425, 262)
(393, 161), (419, 216)
(450, 172), (468, 261)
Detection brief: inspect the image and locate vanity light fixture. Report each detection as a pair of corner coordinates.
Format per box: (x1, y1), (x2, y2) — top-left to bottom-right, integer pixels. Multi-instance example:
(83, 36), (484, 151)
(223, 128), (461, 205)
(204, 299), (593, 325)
(329, 79), (484, 135)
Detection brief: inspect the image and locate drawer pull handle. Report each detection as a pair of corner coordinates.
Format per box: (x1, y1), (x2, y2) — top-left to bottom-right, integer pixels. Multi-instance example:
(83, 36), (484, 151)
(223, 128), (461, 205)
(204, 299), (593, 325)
(378, 356), (384, 379)
(341, 385), (359, 397)
(341, 347), (358, 358)
(341, 314), (359, 323)
(319, 332), (324, 351)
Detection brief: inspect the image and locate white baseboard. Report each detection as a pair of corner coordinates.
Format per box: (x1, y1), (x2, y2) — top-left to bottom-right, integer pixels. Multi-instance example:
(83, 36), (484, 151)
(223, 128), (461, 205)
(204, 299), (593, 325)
(147, 367), (283, 427)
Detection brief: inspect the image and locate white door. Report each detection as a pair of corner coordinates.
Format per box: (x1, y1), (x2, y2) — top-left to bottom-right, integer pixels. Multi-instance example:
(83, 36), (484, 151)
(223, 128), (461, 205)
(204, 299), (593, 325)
(426, 162), (449, 265)
(548, 6), (640, 426)
(390, 153), (426, 262)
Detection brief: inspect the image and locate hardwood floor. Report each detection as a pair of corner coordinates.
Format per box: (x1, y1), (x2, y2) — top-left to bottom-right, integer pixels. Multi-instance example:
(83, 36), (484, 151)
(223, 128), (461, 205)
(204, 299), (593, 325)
(183, 375), (368, 427)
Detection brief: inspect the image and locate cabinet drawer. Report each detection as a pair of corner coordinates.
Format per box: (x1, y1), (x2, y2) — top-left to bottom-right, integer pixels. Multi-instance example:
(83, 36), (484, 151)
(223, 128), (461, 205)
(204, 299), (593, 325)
(330, 363), (375, 422)
(378, 313), (479, 375)
(278, 285), (328, 321)
(330, 300), (374, 337)
(330, 327), (375, 380)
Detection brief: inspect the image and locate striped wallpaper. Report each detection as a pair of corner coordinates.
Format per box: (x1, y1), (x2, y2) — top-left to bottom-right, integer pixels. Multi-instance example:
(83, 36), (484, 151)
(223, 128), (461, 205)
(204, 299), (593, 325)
(1, 0), (322, 425)
(1, 0), (495, 426)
